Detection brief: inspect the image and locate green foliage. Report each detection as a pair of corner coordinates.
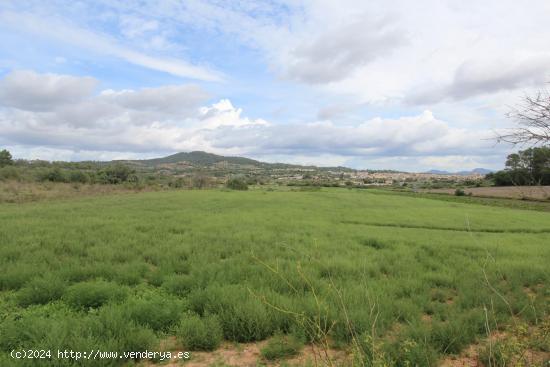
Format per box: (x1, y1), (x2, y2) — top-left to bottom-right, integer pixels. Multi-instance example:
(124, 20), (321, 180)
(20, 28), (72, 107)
(98, 164), (135, 184)
(0, 149), (13, 167)
(42, 167), (68, 182)
(489, 146), (550, 186)
(126, 296), (183, 331)
(261, 333), (302, 360)
(17, 275), (66, 307)
(226, 177), (249, 190)
(177, 313), (223, 351)
(0, 165), (19, 181)
(63, 280), (127, 310)
(162, 274), (194, 296)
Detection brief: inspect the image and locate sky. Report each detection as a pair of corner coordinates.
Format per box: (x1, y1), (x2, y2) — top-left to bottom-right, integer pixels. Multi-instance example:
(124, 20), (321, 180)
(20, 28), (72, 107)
(1, 0), (549, 172)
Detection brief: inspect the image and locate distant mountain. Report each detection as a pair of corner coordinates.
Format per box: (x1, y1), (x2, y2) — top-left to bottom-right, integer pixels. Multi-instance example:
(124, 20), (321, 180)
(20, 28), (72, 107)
(117, 151), (354, 171)
(424, 168), (493, 176)
(132, 151), (262, 167)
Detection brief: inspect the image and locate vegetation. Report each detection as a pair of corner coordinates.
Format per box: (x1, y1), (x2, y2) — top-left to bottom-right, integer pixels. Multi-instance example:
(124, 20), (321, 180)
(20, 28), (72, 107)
(0, 149), (13, 167)
(0, 188), (548, 366)
(226, 177), (248, 190)
(488, 146), (550, 186)
(177, 314), (223, 351)
(261, 333), (303, 360)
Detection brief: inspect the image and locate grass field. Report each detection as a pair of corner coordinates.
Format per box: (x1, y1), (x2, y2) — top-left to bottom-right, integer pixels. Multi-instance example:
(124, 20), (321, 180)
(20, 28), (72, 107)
(0, 188), (549, 366)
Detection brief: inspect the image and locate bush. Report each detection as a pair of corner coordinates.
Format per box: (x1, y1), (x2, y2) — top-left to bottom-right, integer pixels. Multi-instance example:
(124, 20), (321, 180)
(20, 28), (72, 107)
(200, 285), (275, 342)
(162, 274), (194, 296)
(63, 280), (127, 310)
(127, 297), (183, 331)
(177, 314), (223, 351)
(454, 188), (466, 196)
(226, 177), (248, 190)
(68, 170), (89, 183)
(17, 276), (66, 307)
(0, 166), (20, 181)
(261, 333), (302, 360)
(42, 167), (67, 182)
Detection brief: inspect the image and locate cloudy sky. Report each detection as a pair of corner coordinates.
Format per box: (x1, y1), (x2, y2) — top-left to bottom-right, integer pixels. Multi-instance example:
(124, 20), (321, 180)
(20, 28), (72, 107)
(1, 0), (549, 171)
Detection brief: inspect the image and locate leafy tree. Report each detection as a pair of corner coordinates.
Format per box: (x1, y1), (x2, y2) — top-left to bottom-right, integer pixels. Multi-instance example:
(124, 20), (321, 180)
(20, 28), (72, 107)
(488, 146), (550, 186)
(0, 149), (13, 167)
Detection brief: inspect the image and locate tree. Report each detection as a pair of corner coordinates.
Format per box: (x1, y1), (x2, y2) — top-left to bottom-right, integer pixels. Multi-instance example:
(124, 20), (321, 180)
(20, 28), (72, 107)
(0, 149), (13, 167)
(497, 89), (550, 145)
(487, 146), (550, 186)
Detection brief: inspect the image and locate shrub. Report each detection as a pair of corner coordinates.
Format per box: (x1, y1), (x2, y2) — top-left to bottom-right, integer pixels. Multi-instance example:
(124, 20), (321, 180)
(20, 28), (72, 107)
(0, 166), (20, 181)
(177, 314), (223, 351)
(201, 285), (275, 342)
(63, 280), (127, 310)
(226, 177), (248, 190)
(127, 297), (183, 331)
(68, 170), (89, 183)
(261, 333), (302, 360)
(162, 274), (194, 296)
(17, 276), (66, 307)
(42, 167), (67, 182)
(454, 188), (466, 196)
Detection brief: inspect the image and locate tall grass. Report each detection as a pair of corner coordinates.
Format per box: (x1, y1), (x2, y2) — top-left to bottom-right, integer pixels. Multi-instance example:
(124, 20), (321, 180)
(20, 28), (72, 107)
(0, 189), (548, 365)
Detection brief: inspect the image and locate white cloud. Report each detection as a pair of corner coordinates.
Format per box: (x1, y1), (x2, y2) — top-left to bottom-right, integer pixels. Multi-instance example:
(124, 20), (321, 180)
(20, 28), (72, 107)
(0, 9), (222, 81)
(0, 70), (97, 111)
(0, 71), (507, 171)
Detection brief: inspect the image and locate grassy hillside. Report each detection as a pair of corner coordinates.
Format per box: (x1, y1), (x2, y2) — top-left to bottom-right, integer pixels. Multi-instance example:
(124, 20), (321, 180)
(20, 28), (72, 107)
(0, 189), (548, 366)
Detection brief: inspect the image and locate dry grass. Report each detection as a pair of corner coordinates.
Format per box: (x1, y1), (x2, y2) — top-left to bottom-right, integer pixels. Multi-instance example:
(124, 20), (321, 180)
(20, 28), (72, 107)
(424, 186), (550, 200)
(0, 180), (163, 203)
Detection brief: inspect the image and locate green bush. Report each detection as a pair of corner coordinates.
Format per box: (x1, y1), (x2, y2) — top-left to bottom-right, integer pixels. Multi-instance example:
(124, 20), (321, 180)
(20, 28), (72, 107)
(0, 266), (35, 291)
(177, 314), (223, 351)
(200, 285), (275, 342)
(226, 177), (248, 190)
(17, 276), (66, 307)
(162, 274), (194, 296)
(0, 166), (20, 181)
(42, 167), (68, 182)
(261, 333), (302, 360)
(68, 170), (90, 183)
(63, 280), (127, 310)
(127, 297), (183, 331)
(454, 188), (466, 196)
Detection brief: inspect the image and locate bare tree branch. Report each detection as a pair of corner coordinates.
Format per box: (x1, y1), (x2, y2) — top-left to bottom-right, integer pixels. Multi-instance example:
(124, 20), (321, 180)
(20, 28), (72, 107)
(497, 87), (550, 146)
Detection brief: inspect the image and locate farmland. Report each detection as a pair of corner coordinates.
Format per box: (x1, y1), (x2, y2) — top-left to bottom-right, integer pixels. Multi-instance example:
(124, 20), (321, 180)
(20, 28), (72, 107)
(0, 188), (549, 366)
(424, 186), (550, 201)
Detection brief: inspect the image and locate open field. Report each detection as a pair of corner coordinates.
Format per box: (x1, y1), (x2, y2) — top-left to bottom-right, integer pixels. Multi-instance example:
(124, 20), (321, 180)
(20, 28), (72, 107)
(423, 186), (550, 201)
(0, 189), (549, 366)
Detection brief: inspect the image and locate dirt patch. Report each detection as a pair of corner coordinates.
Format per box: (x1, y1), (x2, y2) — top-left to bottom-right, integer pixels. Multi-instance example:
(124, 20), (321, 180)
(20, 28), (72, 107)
(141, 339), (351, 367)
(439, 344), (480, 367)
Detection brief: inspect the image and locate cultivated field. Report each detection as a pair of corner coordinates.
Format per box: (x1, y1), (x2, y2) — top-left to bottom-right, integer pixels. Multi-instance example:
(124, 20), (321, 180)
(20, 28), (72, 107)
(0, 189), (549, 366)
(424, 186), (550, 200)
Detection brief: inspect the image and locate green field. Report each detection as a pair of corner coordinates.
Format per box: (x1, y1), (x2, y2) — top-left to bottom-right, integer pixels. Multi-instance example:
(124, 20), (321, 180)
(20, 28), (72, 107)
(0, 189), (549, 366)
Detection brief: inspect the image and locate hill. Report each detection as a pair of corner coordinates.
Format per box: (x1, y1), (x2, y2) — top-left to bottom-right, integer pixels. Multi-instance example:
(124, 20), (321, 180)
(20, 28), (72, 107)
(128, 151), (262, 167)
